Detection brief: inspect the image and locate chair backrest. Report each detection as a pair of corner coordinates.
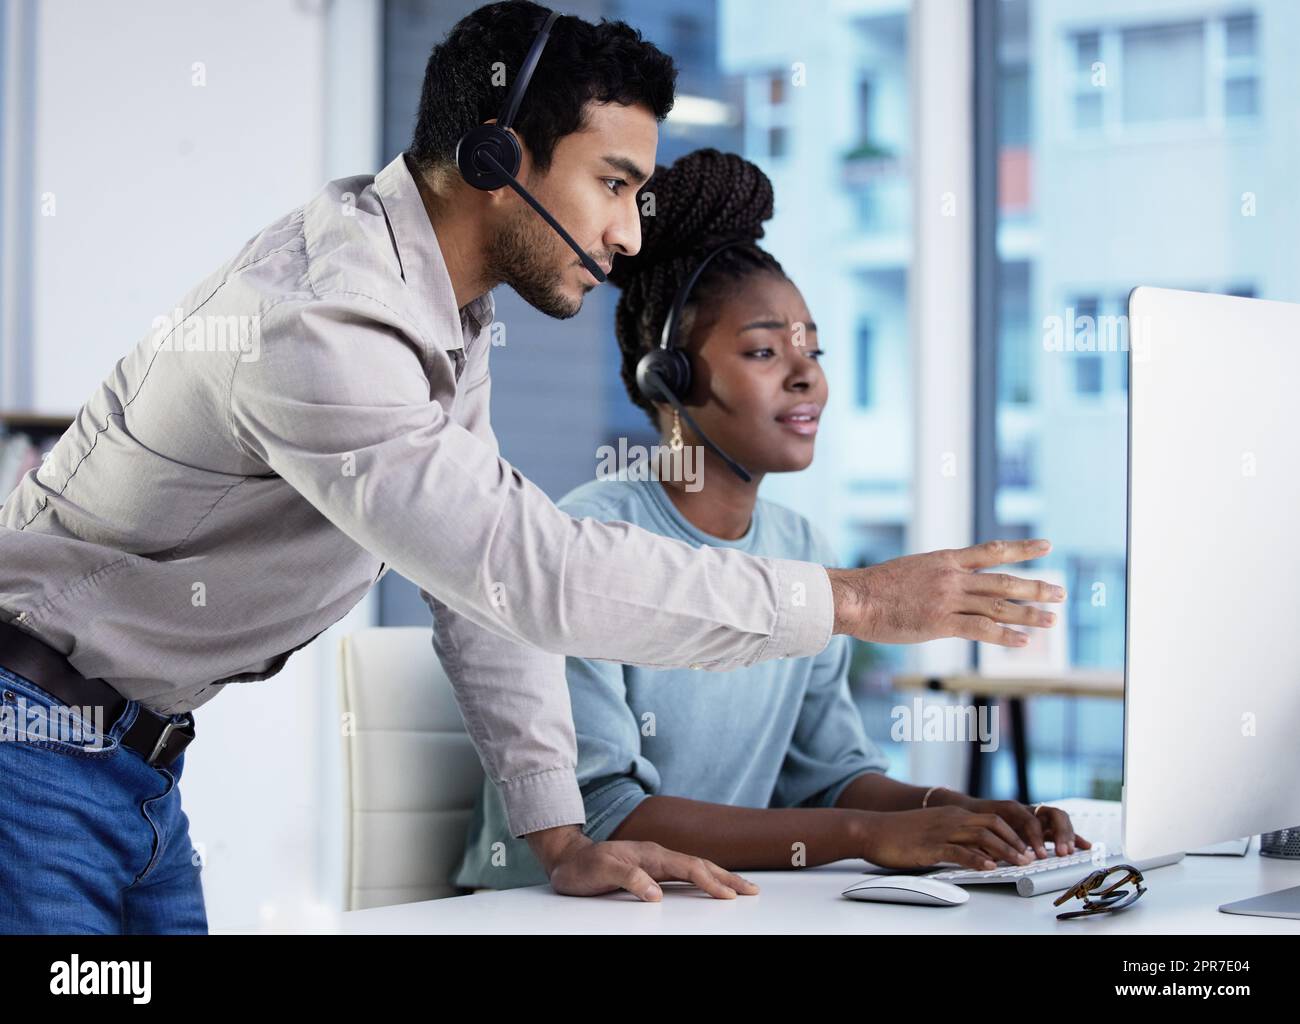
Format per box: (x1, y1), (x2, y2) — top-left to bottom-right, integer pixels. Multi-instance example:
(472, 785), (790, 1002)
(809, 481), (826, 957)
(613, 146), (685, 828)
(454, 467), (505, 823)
(338, 627), (485, 910)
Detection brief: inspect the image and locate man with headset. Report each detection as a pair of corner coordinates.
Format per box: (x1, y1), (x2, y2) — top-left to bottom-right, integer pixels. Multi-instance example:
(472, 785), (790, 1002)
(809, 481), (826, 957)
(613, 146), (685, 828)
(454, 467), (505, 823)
(0, 1), (1065, 932)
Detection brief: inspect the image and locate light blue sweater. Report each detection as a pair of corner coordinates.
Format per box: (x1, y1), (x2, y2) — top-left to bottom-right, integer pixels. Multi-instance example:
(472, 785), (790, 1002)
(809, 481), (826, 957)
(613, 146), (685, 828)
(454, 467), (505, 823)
(453, 477), (888, 889)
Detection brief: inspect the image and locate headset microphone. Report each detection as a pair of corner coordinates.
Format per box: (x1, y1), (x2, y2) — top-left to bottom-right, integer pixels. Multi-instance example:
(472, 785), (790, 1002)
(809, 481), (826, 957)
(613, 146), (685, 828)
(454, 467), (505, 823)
(454, 10), (607, 284)
(635, 242), (753, 483)
(641, 367), (753, 483)
(474, 151), (606, 282)
(458, 12), (746, 481)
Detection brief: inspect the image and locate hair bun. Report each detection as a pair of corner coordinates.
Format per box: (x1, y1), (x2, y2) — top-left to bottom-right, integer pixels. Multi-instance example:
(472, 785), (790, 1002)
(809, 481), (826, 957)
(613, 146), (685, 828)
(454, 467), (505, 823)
(607, 148), (774, 289)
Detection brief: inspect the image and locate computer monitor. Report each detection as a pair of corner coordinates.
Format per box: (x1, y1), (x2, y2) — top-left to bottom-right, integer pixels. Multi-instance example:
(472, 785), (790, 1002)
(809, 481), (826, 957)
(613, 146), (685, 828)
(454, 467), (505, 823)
(1121, 286), (1300, 918)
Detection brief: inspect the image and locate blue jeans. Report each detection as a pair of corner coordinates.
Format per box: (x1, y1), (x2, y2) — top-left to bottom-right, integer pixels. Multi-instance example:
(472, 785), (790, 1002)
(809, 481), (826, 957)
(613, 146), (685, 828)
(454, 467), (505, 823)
(0, 665), (208, 934)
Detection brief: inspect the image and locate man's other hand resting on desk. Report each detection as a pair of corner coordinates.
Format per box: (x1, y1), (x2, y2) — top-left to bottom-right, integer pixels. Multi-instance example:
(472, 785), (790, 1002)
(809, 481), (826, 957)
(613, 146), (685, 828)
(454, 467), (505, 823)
(525, 827), (759, 900)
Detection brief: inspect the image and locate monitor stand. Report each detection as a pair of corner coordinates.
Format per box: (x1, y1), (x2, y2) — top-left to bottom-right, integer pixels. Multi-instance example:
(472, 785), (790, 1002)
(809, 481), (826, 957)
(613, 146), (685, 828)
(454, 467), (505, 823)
(1219, 884), (1300, 919)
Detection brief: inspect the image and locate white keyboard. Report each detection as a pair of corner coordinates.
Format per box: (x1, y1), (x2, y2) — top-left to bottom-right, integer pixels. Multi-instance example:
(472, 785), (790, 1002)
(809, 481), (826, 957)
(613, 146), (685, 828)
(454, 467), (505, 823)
(931, 847), (1099, 883)
(926, 847), (1184, 896)
(929, 849), (1100, 893)
(922, 799), (1184, 896)
(915, 798), (1246, 894)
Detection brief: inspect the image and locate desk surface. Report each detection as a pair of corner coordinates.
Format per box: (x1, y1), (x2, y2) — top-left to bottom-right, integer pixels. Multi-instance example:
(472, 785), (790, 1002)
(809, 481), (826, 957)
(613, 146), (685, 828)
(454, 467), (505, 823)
(341, 851), (1300, 934)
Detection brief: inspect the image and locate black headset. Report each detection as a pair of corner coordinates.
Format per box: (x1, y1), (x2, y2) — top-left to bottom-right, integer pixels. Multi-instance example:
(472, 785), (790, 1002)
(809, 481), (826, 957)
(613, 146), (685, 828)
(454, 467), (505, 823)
(636, 242), (753, 483)
(454, 9), (607, 283)
(454, 9), (750, 484)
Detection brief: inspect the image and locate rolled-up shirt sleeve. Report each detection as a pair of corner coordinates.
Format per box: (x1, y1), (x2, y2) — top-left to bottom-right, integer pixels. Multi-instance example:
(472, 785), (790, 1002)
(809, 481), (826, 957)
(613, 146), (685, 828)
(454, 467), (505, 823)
(228, 293), (835, 834)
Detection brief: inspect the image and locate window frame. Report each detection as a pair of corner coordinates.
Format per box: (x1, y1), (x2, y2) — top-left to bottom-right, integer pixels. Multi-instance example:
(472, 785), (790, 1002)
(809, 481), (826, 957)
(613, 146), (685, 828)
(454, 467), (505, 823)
(1056, 10), (1264, 148)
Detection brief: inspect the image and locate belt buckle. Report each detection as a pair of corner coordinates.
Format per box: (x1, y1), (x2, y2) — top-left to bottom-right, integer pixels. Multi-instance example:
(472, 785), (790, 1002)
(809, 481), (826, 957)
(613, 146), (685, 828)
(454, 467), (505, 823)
(146, 716), (189, 766)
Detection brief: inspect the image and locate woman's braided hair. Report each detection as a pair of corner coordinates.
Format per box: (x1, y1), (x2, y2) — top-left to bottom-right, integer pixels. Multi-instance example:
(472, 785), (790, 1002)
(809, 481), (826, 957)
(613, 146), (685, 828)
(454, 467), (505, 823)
(608, 148), (786, 430)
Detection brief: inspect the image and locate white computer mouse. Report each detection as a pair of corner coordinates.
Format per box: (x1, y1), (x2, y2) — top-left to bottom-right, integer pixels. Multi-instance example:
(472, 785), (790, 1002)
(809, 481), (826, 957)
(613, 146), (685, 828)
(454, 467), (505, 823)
(841, 875), (970, 906)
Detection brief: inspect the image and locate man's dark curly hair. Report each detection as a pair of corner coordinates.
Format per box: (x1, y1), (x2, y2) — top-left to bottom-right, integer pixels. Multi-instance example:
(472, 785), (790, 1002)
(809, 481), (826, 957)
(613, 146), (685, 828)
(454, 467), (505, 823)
(609, 148), (788, 431)
(409, 1), (677, 176)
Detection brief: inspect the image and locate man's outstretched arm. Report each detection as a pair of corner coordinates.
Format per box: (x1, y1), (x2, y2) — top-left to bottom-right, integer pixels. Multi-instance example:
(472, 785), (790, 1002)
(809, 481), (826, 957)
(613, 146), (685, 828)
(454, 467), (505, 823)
(228, 297), (1063, 895)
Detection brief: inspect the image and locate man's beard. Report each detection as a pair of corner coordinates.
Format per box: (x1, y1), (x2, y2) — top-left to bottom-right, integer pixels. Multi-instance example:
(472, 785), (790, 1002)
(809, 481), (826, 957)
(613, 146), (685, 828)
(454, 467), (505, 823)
(485, 206), (587, 320)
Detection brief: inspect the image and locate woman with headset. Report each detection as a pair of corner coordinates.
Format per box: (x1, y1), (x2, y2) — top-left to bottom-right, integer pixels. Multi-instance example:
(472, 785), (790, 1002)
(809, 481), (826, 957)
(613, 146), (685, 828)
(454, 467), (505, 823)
(453, 148), (1089, 890)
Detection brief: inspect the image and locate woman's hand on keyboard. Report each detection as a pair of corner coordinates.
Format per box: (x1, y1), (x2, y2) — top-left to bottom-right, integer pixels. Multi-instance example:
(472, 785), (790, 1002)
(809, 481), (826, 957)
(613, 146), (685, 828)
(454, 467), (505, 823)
(928, 792), (1093, 860)
(990, 799), (1092, 859)
(853, 806), (1043, 872)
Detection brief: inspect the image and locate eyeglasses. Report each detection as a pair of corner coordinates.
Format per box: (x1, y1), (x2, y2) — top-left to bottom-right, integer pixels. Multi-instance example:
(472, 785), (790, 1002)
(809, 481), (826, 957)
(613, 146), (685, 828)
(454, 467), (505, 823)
(1053, 864), (1147, 920)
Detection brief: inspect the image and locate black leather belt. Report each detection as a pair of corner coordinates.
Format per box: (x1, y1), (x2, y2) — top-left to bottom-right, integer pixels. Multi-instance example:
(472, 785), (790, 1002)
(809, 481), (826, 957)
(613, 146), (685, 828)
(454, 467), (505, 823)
(0, 619), (194, 767)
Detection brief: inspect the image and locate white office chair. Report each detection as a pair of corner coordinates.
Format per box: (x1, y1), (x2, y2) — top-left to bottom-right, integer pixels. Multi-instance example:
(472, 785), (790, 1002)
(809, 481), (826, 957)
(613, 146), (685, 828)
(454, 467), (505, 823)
(338, 626), (485, 910)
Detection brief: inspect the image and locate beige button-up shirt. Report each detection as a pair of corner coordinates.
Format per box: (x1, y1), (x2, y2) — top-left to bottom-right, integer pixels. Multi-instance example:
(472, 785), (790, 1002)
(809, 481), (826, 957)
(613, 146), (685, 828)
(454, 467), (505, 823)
(0, 152), (835, 835)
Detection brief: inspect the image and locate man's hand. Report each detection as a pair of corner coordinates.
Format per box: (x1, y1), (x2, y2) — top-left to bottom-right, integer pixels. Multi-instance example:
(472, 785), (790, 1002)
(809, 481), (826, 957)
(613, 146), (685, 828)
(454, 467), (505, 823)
(828, 538), (1066, 647)
(525, 825), (759, 901)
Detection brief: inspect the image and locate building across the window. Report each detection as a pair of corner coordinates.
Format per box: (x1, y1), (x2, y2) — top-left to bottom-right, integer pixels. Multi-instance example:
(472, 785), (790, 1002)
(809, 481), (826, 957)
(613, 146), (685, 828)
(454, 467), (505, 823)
(1065, 10), (1260, 136)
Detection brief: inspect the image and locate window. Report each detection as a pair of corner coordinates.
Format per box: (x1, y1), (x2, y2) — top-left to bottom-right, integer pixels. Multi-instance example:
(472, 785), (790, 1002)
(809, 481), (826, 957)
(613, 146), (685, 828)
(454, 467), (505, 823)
(745, 70), (793, 160)
(1222, 13), (1260, 118)
(978, 0), (1296, 801)
(841, 14), (910, 235)
(1122, 21), (1205, 124)
(856, 78), (872, 145)
(1073, 354), (1103, 395)
(1068, 295), (1103, 395)
(997, 438), (1035, 489)
(1068, 30), (1105, 131)
(855, 323), (873, 408)
(998, 262), (1033, 403)
(1000, 64), (1030, 145)
(1065, 11), (1263, 136)
(1068, 556), (1126, 667)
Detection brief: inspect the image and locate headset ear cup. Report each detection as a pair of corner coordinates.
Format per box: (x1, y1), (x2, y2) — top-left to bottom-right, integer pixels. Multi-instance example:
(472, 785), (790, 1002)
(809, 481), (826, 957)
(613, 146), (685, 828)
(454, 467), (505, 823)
(456, 124), (522, 191)
(636, 348), (692, 405)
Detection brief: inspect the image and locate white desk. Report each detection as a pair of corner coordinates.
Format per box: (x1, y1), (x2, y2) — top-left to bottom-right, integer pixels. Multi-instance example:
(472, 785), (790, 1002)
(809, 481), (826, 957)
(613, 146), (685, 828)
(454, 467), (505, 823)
(341, 851), (1300, 934)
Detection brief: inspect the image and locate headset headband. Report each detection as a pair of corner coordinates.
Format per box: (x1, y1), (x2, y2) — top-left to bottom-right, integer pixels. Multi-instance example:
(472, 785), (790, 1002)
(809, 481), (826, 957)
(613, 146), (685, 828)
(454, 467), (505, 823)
(658, 241), (744, 351)
(499, 10), (559, 132)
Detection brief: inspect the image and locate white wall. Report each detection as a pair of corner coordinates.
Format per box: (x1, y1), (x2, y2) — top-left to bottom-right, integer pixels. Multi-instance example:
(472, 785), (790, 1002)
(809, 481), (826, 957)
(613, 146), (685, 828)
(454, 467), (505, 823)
(25, 0), (381, 933)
